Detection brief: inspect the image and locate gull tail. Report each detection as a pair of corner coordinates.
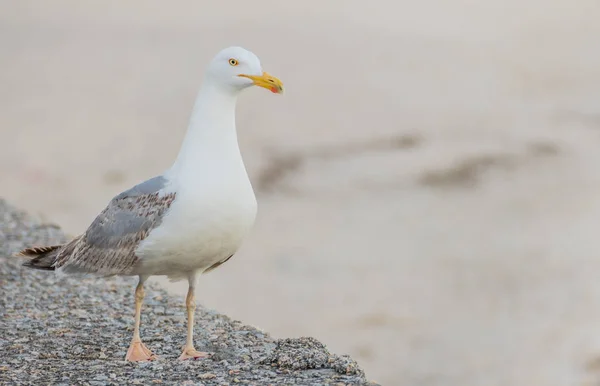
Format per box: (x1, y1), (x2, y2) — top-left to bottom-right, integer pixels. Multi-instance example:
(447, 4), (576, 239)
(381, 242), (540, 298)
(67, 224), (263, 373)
(18, 245), (62, 271)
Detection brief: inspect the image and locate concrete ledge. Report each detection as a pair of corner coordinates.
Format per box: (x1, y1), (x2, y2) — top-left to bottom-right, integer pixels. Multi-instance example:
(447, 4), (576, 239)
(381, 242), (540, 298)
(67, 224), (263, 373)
(0, 199), (376, 386)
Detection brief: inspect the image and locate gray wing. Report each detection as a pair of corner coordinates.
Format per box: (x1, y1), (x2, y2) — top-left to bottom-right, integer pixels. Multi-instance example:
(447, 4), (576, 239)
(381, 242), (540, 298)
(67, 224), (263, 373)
(55, 176), (176, 276)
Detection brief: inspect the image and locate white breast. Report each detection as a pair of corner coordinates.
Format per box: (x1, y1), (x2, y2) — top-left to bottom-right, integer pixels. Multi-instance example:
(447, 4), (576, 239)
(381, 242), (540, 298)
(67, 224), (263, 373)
(134, 177), (257, 279)
(137, 76), (260, 279)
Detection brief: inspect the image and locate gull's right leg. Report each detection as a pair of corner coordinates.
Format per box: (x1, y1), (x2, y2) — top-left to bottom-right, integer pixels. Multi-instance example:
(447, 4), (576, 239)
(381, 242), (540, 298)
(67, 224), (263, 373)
(179, 272), (210, 360)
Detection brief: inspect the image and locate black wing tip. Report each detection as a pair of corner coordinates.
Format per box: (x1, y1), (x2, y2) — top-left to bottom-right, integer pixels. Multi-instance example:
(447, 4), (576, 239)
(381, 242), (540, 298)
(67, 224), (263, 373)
(17, 245), (62, 271)
(21, 260), (56, 271)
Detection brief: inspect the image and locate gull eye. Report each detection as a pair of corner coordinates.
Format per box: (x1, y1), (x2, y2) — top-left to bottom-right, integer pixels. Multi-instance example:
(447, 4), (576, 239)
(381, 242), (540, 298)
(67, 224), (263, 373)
(228, 58), (238, 66)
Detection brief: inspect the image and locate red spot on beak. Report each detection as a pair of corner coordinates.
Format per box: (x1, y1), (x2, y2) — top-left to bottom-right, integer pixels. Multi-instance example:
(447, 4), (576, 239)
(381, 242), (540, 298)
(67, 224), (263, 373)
(270, 87), (279, 93)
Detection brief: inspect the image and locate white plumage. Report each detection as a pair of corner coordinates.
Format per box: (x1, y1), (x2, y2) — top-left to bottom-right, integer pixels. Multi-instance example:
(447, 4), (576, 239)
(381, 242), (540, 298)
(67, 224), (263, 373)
(136, 48), (262, 279)
(20, 46), (284, 362)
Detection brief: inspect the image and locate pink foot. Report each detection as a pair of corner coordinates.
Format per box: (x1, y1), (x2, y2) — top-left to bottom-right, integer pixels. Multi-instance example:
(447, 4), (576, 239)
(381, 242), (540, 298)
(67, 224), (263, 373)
(125, 341), (157, 362)
(178, 347), (210, 361)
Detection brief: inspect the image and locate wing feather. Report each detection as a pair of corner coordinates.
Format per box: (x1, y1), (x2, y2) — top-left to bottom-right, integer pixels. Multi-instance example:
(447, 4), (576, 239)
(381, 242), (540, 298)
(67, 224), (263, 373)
(54, 185), (176, 276)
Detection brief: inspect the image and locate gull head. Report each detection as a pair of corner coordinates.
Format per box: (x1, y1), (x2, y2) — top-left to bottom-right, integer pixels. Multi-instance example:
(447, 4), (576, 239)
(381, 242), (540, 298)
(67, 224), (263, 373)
(205, 46), (284, 95)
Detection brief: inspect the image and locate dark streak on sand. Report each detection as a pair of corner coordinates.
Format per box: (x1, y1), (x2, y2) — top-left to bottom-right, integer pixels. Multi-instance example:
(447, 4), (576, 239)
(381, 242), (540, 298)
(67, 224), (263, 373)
(419, 141), (561, 189)
(257, 133), (422, 192)
(418, 154), (517, 188)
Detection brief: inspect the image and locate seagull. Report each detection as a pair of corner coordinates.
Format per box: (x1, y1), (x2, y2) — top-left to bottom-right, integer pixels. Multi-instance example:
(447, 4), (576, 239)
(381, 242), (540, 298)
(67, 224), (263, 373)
(18, 46), (284, 362)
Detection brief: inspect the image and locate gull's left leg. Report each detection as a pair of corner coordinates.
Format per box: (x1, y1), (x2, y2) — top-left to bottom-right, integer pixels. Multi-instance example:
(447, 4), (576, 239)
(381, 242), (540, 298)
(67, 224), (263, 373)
(125, 276), (157, 362)
(179, 272), (210, 360)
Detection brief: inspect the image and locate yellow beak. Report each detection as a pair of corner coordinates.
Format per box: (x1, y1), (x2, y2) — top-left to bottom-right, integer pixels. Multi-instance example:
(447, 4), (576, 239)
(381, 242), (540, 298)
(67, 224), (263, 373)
(238, 72), (284, 94)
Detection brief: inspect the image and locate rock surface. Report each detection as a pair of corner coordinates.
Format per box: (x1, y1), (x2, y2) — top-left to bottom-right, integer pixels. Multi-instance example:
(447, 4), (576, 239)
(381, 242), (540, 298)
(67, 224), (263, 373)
(0, 199), (374, 386)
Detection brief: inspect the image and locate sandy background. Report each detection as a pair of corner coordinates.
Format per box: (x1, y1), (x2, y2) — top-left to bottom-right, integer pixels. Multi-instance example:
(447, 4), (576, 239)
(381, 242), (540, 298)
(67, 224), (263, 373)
(2, 1), (600, 385)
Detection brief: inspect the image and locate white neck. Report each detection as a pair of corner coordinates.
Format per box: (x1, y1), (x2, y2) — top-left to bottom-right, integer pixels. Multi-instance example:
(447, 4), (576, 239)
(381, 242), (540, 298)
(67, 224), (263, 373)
(168, 81), (244, 181)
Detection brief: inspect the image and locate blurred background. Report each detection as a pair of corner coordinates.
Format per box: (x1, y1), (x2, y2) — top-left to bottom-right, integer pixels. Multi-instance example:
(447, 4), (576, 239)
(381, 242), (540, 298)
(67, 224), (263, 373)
(2, 1), (600, 384)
